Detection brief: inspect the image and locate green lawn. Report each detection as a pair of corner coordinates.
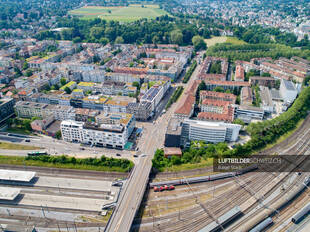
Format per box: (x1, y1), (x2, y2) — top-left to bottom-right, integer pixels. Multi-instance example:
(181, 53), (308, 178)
(69, 5), (169, 22)
(0, 142), (41, 150)
(205, 36), (247, 47)
(162, 158), (214, 172)
(226, 37), (247, 45)
(0, 155), (131, 173)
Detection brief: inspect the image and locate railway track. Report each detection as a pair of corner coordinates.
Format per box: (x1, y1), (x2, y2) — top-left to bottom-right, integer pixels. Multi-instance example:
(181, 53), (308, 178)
(136, 172), (275, 231)
(0, 164), (128, 180)
(136, 114), (310, 232)
(227, 128), (310, 231)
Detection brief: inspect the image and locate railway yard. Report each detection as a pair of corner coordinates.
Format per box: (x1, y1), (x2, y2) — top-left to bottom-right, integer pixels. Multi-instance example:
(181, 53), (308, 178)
(0, 166), (128, 231)
(133, 115), (310, 232)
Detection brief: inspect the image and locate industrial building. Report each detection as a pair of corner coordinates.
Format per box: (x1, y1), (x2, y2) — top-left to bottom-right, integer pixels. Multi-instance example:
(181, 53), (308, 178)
(280, 79), (298, 104)
(61, 113), (135, 149)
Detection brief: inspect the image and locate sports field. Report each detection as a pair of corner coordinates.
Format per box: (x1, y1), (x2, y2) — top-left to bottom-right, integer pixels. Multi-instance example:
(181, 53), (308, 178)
(69, 4), (169, 22)
(205, 36), (247, 47)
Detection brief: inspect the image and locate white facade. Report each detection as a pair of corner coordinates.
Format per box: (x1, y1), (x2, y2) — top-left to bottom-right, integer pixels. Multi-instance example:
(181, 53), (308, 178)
(60, 120), (84, 143)
(61, 116), (135, 149)
(82, 70), (105, 83)
(181, 119), (241, 144)
(280, 79), (298, 104)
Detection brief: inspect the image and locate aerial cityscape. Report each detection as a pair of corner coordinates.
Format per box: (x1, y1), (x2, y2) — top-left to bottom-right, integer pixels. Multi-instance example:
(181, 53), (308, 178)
(0, 0), (310, 231)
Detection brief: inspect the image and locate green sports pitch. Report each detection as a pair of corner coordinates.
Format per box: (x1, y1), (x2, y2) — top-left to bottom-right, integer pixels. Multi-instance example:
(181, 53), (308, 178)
(69, 4), (169, 22)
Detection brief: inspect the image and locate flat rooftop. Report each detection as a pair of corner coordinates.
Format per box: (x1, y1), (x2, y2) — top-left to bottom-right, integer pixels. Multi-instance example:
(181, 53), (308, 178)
(0, 187), (20, 200)
(0, 169), (36, 182)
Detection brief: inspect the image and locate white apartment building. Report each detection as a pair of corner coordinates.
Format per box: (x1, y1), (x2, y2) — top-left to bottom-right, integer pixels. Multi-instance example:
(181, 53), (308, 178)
(15, 101), (76, 121)
(61, 113), (135, 149)
(60, 120), (84, 143)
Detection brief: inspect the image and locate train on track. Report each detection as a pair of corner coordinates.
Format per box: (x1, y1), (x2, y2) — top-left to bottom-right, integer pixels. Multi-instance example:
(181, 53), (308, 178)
(291, 202), (310, 223)
(198, 206), (242, 232)
(249, 217), (273, 232)
(241, 176), (310, 232)
(150, 165), (257, 188)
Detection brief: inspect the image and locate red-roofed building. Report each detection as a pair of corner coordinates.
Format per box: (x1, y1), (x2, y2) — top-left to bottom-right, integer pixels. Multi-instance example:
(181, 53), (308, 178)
(235, 65), (245, 81)
(174, 94), (196, 119)
(200, 91), (236, 104)
(204, 80), (250, 91)
(113, 67), (148, 75)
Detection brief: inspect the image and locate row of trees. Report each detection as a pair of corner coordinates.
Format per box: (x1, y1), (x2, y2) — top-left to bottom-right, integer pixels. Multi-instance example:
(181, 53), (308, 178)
(165, 86), (184, 110)
(26, 155), (134, 172)
(206, 43), (310, 61)
(230, 25), (310, 49)
(182, 60), (197, 83)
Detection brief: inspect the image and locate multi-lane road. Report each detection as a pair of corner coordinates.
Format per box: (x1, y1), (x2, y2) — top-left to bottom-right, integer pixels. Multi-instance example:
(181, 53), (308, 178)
(105, 52), (204, 232)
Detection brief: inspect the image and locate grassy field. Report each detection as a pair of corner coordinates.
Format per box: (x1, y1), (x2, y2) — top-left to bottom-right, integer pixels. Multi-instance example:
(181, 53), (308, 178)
(205, 36), (247, 47)
(162, 158), (214, 172)
(0, 142), (41, 150)
(69, 4), (168, 22)
(0, 155), (131, 172)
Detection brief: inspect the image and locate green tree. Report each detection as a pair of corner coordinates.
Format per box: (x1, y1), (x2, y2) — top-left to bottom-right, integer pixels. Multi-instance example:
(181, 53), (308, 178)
(99, 37), (109, 46)
(115, 36), (124, 44)
(170, 30), (183, 45)
(23, 119), (32, 131)
(25, 69), (33, 77)
(303, 75), (310, 86)
(90, 27), (105, 40)
(214, 86), (225, 92)
(192, 35), (206, 51)
(60, 78), (67, 86)
(55, 130), (62, 140)
(72, 37), (81, 43)
(14, 67), (22, 77)
(22, 62), (29, 70)
(261, 72), (271, 77)
(233, 118), (245, 126)
(152, 35), (160, 45)
(64, 87), (72, 94)
(132, 81), (140, 89)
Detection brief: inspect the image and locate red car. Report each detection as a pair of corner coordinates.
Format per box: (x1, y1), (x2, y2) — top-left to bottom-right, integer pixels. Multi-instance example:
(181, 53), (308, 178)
(154, 186), (160, 192)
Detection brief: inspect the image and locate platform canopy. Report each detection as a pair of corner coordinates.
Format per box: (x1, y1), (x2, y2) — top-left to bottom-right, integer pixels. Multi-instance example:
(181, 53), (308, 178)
(0, 169), (36, 182)
(0, 187), (20, 200)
